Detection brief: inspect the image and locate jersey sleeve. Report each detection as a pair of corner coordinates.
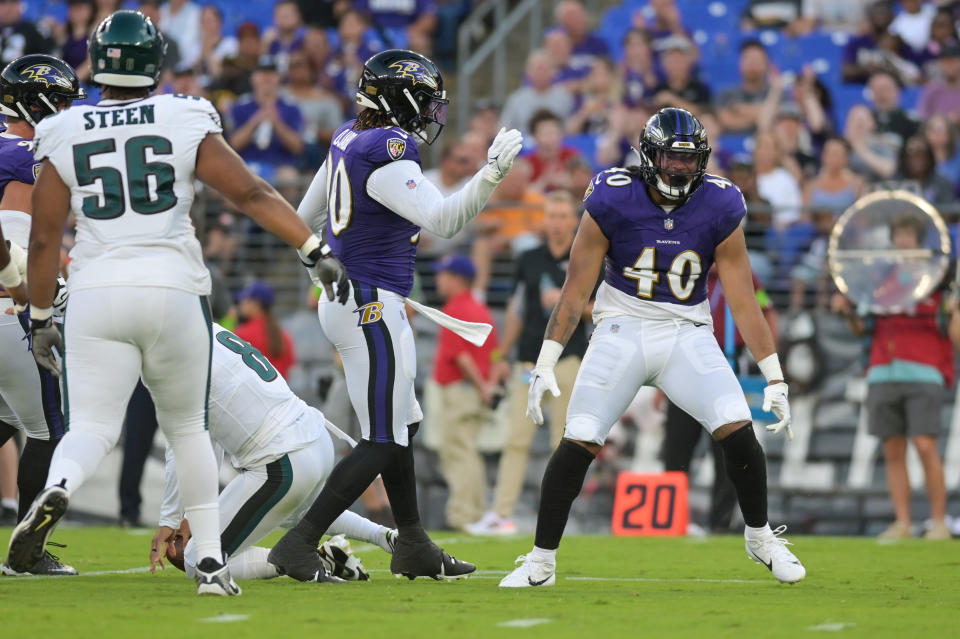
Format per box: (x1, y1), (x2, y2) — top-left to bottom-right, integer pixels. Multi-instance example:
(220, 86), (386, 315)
(712, 179), (747, 243)
(178, 95), (223, 137)
(2, 140), (40, 185)
(32, 113), (66, 164)
(364, 127), (421, 166)
(582, 172), (621, 239)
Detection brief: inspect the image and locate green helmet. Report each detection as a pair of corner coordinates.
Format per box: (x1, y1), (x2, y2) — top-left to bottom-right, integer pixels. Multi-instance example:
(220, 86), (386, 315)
(89, 10), (166, 89)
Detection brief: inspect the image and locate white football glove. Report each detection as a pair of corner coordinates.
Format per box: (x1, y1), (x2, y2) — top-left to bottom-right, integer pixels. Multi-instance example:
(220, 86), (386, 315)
(482, 127), (523, 183)
(526, 367), (560, 425)
(762, 382), (793, 441)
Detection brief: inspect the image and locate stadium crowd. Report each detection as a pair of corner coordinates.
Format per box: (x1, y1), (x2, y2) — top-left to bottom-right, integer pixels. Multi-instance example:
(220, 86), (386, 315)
(1, 0), (958, 538)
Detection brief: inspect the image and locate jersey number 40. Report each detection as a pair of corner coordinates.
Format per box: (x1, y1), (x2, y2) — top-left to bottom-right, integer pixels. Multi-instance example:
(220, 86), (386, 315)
(623, 247), (702, 301)
(72, 135), (177, 220)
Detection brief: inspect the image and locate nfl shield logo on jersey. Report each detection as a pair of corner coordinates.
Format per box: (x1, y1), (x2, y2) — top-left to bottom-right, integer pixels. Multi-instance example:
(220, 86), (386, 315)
(387, 137), (406, 160)
(664, 218), (674, 230)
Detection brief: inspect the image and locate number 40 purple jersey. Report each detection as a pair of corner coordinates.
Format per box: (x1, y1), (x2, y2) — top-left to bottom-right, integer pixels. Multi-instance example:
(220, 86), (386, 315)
(583, 168), (746, 307)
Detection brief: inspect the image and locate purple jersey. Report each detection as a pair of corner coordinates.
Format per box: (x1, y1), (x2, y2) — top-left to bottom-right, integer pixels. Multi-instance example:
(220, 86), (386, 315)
(325, 121), (421, 296)
(0, 128), (38, 201)
(583, 169), (745, 307)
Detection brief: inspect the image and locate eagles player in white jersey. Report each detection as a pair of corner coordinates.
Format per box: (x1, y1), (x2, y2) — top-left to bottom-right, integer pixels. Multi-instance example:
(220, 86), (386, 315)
(8, 11), (348, 596)
(0, 54), (84, 577)
(151, 323), (394, 583)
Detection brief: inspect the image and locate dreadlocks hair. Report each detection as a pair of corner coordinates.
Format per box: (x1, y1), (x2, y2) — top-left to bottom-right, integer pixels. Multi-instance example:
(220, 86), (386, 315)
(353, 108), (394, 130)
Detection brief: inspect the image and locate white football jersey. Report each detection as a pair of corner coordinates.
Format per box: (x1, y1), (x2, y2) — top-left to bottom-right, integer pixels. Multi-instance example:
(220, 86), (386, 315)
(209, 323), (318, 469)
(33, 94), (221, 294)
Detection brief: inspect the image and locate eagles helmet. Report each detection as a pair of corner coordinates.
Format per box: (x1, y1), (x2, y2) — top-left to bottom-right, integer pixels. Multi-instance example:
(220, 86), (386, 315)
(635, 107), (711, 202)
(0, 54), (86, 127)
(356, 49), (448, 145)
(89, 10), (166, 89)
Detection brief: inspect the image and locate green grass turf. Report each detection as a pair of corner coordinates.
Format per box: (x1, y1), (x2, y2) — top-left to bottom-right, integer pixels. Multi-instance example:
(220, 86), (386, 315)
(0, 527), (957, 638)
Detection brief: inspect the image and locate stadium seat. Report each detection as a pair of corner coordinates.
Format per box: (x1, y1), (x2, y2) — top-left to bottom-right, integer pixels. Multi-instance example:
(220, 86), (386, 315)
(563, 133), (600, 171)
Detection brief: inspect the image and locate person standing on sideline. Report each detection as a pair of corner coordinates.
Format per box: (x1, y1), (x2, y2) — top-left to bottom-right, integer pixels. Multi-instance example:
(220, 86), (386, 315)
(235, 280), (297, 379)
(833, 215), (958, 540)
(431, 255), (500, 531)
(467, 191), (593, 535)
(9, 10), (347, 595)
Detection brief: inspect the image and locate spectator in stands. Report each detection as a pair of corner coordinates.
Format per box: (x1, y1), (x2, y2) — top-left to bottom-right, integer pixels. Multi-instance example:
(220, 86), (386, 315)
(431, 255), (500, 531)
(730, 158), (776, 282)
(566, 57), (620, 136)
(467, 99), (501, 149)
(898, 134), (957, 204)
(917, 8), (959, 78)
(159, 0), (201, 71)
(919, 44), (960, 121)
(500, 50), (574, 137)
(717, 40), (778, 134)
(597, 104), (650, 168)
(264, 0), (307, 75)
(235, 280), (297, 379)
(281, 49), (344, 151)
(843, 1), (920, 85)
(93, 0), (123, 27)
(804, 137), (863, 215)
(208, 22), (261, 106)
(888, 0), (935, 56)
(754, 130), (804, 229)
(0, 0), (52, 65)
(460, 130), (491, 170)
(354, 0), (437, 54)
(650, 35), (710, 114)
(869, 71), (919, 151)
(922, 114), (960, 185)
(170, 68), (206, 99)
(423, 143), (474, 196)
(788, 207), (840, 310)
(544, 28), (589, 92)
(554, 0), (609, 68)
(844, 104), (899, 179)
(833, 215), (957, 540)
(566, 155), (595, 199)
(56, 0), (95, 82)
(525, 109), (583, 192)
(203, 211), (241, 279)
(329, 9), (381, 104)
(197, 5), (237, 85)
(468, 191), (590, 535)
(296, 0), (346, 28)
(642, 0), (693, 69)
(792, 65), (834, 139)
(471, 158), (545, 296)
(772, 101), (818, 181)
(620, 28), (658, 108)
(227, 56), (305, 183)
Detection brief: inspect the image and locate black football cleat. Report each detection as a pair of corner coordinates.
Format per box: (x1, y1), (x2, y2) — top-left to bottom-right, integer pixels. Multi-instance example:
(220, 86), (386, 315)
(268, 530), (327, 582)
(195, 557), (241, 596)
(307, 561), (348, 584)
(6, 482), (69, 573)
(390, 538), (476, 581)
(1, 547), (78, 576)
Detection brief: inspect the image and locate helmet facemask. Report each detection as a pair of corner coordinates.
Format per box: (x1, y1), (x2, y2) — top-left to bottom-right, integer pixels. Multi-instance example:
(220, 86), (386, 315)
(639, 144), (709, 201)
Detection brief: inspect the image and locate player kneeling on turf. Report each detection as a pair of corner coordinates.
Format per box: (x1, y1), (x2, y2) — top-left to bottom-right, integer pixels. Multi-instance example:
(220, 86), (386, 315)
(148, 323), (394, 583)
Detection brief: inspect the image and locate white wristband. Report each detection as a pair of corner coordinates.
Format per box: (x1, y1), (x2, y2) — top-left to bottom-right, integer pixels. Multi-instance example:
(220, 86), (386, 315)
(535, 339), (564, 371)
(757, 353), (784, 383)
(297, 233), (322, 259)
(0, 258), (21, 288)
(30, 304), (53, 322)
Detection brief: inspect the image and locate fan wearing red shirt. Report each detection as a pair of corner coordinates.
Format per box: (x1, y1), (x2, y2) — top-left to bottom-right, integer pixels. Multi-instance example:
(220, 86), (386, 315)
(431, 255), (500, 530)
(235, 280), (297, 378)
(524, 110), (582, 193)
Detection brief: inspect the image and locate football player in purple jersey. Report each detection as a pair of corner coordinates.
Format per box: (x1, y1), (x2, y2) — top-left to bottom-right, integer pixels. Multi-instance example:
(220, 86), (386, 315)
(0, 55), (84, 576)
(268, 49), (523, 581)
(501, 107), (806, 588)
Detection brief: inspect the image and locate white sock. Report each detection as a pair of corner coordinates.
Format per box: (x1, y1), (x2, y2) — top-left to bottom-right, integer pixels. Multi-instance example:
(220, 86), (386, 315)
(745, 523), (772, 539)
(328, 510), (383, 546)
(1, 498), (17, 510)
(529, 546), (556, 564)
(228, 546), (280, 580)
(169, 431), (222, 561)
(45, 430), (112, 492)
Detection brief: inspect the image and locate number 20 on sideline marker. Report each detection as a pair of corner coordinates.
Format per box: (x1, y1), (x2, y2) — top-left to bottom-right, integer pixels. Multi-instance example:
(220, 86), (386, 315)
(611, 472), (688, 536)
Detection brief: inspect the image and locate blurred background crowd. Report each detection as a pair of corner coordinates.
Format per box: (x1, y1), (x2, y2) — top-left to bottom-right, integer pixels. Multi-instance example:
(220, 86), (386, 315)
(2, 0), (959, 538)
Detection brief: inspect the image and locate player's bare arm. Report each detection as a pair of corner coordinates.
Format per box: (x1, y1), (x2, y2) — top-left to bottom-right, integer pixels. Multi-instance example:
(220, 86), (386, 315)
(714, 226), (778, 369)
(715, 225), (793, 439)
(0, 180), (33, 214)
(0, 223), (28, 305)
(27, 160), (70, 311)
(543, 211), (609, 347)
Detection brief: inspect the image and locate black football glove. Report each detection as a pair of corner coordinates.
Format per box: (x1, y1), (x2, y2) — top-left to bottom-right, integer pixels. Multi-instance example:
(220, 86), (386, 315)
(302, 243), (350, 305)
(30, 316), (62, 377)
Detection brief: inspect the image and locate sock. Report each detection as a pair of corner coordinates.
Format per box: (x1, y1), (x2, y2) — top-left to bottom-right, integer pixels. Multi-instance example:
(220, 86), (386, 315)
(168, 430), (222, 561)
(294, 439), (394, 546)
(0, 419), (17, 446)
(1, 498), (16, 511)
(46, 429), (114, 492)
(228, 546), (280, 580)
(529, 546), (556, 564)
(380, 426), (429, 544)
(744, 523), (772, 539)
(533, 439), (596, 551)
(17, 437), (59, 522)
(718, 424), (768, 528)
(327, 509), (384, 546)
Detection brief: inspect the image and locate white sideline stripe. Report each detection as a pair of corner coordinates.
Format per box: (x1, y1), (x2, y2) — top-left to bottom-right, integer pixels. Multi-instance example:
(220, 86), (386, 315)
(498, 618), (553, 628)
(0, 566), (151, 581)
(807, 622), (856, 632)
(368, 569), (770, 584)
(199, 614), (250, 624)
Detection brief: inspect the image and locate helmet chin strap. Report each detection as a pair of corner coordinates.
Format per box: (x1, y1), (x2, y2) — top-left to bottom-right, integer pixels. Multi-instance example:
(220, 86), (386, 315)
(14, 100), (38, 128)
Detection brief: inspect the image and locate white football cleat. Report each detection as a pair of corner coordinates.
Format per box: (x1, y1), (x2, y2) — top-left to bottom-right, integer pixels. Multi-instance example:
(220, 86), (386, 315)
(498, 554), (556, 588)
(745, 525), (806, 584)
(195, 557), (242, 596)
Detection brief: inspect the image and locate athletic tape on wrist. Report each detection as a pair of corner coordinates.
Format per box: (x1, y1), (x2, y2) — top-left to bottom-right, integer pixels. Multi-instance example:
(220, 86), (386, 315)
(758, 353), (784, 383)
(29, 304), (52, 322)
(535, 339), (564, 371)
